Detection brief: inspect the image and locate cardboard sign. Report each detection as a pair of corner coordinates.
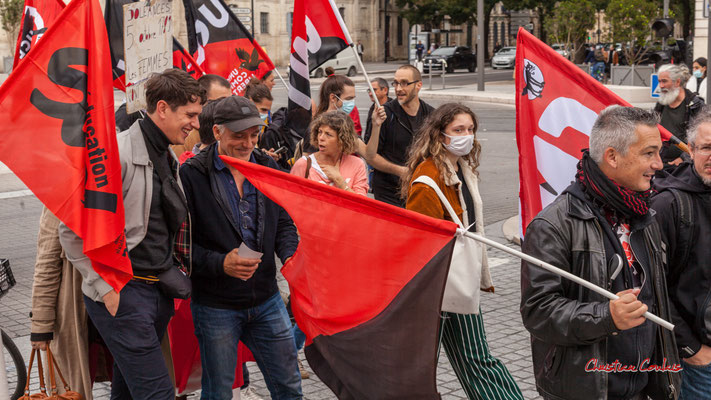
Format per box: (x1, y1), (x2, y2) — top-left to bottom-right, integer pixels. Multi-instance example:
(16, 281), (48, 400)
(123, 0), (172, 113)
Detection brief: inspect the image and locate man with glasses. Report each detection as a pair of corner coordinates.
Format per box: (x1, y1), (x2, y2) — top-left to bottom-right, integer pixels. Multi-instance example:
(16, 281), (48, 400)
(179, 95), (302, 399)
(652, 108), (711, 398)
(364, 65), (434, 207)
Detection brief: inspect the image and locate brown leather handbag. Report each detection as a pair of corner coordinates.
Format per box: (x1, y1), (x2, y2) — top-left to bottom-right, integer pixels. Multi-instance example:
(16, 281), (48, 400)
(18, 348), (49, 399)
(45, 347), (84, 400)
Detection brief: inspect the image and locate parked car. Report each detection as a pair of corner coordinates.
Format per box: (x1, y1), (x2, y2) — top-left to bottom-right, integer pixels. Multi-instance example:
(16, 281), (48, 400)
(492, 47), (516, 69)
(551, 44), (569, 59)
(311, 48), (359, 78)
(422, 46), (476, 73)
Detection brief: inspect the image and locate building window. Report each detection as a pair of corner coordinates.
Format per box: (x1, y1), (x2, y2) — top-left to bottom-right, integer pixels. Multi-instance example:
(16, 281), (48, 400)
(260, 12), (269, 34)
(500, 23), (505, 46)
(339, 7), (345, 18)
(397, 16), (403, 45)
(493, 22), (498, 45)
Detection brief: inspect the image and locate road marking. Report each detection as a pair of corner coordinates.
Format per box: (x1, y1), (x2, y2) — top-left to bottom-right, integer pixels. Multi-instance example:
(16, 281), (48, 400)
(488, 256), (511, 268)
(0, 189), (33, 199)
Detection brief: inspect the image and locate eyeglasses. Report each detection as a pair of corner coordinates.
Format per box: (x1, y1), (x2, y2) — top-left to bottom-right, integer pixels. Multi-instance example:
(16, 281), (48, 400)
(238, 199), (252, 230)
(692, 145), (711, 156)
(391, 80), (420, 88)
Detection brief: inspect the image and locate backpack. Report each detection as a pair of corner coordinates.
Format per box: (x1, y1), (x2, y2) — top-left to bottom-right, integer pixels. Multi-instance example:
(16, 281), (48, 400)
(594, 48), (605, 62)
(668, 188), (694, 269)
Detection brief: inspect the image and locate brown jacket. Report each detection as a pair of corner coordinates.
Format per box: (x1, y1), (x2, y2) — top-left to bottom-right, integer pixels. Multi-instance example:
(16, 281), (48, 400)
(406, 157), (494, 291)
(31, 207), (94, 399)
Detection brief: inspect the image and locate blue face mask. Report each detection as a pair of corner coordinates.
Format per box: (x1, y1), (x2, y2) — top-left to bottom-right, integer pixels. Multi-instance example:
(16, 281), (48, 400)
(694, 70), (704, 79)
(336, 95), (356, 114)
(260, 113), (269, 121)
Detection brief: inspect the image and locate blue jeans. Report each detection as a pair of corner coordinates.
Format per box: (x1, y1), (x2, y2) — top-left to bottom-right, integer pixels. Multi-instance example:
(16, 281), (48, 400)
(293, 324), (306, 350)
(83, 281), (174, 400)
(680, 359), (711, 399)
(192, 292), (302, 400)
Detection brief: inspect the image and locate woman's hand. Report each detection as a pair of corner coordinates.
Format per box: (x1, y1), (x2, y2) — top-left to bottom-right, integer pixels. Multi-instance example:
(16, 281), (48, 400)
(31, 341), (49, 350)
(321, 163), (348, 189)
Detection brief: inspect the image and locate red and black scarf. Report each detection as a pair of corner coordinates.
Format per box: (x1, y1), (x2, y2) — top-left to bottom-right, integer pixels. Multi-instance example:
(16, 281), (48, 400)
(575, 151), (653, 222)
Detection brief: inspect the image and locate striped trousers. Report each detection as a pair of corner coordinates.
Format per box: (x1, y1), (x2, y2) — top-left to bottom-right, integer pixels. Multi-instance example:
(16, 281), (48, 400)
(440, 311), (523, 400)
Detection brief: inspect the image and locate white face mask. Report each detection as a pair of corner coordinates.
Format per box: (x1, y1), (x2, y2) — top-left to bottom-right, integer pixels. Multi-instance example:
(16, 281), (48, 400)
(442, 133), (474, 157)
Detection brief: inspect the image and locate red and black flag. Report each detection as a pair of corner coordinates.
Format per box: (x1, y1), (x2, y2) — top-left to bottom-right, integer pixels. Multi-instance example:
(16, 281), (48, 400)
(222, 156), (457, 399)
(288, 0), (352, 140)
(13, 0), (66, 68)
(182, 0), (274, 95)
(105, 0), (205, 91)
(0, 0), (132, 290)
(173, 37), (205, 78)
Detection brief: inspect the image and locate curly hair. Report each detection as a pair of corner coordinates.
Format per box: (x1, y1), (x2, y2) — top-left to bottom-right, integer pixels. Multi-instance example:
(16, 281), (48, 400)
(316, 75), (354, 116)
(309, 111), (358, 155)
(400, 103), (481, 200)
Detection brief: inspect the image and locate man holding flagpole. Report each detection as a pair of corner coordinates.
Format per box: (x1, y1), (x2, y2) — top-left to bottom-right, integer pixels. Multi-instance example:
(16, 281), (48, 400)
(520, 106), (681, 400)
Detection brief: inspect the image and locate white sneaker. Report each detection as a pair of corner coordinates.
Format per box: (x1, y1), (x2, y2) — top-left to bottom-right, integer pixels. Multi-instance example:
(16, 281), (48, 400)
(240, 386), (264, 400)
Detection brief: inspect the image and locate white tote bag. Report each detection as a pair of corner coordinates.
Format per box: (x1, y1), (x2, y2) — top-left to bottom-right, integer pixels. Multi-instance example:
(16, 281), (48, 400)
(413, 176), (482, 315)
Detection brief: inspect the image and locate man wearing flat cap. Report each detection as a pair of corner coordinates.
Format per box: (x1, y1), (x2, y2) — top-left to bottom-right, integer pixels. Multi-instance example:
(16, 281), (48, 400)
(180, 95), (302, 399)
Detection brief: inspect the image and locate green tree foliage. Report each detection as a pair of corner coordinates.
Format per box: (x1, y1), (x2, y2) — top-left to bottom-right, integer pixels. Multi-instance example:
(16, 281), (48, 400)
(0, 0), (23, 57)
(606, 0), (659, 64)
(543, 0), (596, 60)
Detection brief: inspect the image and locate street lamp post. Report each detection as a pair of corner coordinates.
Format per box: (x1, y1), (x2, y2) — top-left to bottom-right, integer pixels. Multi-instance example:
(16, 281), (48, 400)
(477, 0), (484, 91)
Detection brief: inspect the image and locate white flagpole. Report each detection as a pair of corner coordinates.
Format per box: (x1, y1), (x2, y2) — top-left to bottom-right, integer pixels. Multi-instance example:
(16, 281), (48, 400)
(459, 229), (675, 332)
(326, 0), (379, 105)
(273, 68), (289, 91)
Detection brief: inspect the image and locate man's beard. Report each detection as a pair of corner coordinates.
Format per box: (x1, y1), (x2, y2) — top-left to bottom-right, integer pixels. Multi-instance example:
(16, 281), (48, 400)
(398, 91), (417, 106)
(658, 86), (680, 106)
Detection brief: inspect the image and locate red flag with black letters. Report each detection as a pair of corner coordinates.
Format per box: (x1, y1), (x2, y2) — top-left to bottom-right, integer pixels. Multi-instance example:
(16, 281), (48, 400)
(13, 0), (66, 69)
(0, 0), (131, 290)
(182, 0), (273, 95)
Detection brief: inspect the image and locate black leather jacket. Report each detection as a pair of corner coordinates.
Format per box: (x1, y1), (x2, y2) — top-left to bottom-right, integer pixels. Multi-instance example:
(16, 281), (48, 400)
(520, 183), (680, 400)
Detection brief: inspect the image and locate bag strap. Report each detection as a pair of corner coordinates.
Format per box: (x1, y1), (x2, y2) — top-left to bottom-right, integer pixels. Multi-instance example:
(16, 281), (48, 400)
(305, 156), (312, 179)
(48, 346), (72, 393)
(669, 188), (694, 269)
(22, 348), (36, 397)
(46, 346), (58, 396)
(412, 175), (464, 228)
(36, 347), (48, 396)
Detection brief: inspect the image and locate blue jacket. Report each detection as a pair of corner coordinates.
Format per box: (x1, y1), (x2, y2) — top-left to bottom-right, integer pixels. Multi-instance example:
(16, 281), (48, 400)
(179, 143), (298, 309)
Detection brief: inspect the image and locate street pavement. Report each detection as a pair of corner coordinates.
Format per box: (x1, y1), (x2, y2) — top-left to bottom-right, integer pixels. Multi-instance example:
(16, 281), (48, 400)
(0, 68), (538, 399)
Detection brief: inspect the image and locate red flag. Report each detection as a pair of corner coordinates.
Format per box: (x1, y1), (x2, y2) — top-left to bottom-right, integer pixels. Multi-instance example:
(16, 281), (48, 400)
(516, 28), (672, 234)
(0, 0), (131, 290)
(13, 0), (65, 69)
(173, 37), (205, 78)
(182, 0), (274, 95)
(222, 156), (456, 399)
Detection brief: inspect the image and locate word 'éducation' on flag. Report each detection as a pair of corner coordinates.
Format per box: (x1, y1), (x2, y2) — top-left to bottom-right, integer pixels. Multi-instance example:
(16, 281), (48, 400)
(182, 0), (273, 96)
(515, 28), (674, 234)
(13, 0), (66, 69)
(222, 156), (456, 399)
(105, 0), (204, 92)
(0, 0), (131, 289)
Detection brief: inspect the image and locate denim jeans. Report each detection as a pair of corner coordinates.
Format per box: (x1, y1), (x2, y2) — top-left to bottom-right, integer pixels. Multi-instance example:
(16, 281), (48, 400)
(293, 324), (306, 351)
(192, 292), (302, 400)
(680, 359), (711, 399)
(83, 280), (174, 400)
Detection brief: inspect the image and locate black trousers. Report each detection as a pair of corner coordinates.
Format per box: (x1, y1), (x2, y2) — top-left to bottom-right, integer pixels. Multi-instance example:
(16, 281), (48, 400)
(84, 280), (175, 400)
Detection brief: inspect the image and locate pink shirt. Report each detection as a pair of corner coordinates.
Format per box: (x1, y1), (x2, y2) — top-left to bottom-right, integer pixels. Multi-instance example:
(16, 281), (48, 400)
(290, 154), (369, 195)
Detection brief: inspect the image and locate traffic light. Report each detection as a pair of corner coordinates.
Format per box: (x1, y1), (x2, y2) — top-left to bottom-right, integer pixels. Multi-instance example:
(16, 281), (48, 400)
(652, 18), (675, 37)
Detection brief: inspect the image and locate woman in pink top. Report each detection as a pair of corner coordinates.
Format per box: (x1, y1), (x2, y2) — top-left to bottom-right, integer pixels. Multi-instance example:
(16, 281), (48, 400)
(291, 111), (369, 195)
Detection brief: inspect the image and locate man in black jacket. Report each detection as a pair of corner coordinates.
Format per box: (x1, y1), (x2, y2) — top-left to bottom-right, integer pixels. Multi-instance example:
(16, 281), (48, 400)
(180, 95), (302, 399)
(521, 106), (681, 400)
(364, 65), (434, 207)
(655, 64), (704, 165)
(652, 109), (711, 399)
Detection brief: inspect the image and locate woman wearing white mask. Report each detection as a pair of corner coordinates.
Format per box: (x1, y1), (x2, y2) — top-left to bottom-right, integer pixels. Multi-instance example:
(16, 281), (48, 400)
(686, 57), (707, 100)
(402, 103), (523, 400)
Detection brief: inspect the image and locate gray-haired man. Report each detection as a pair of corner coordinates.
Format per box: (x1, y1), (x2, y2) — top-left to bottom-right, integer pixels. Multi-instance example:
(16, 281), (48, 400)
(521, 106), (681, 400)
(652, 107), (711, 399)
